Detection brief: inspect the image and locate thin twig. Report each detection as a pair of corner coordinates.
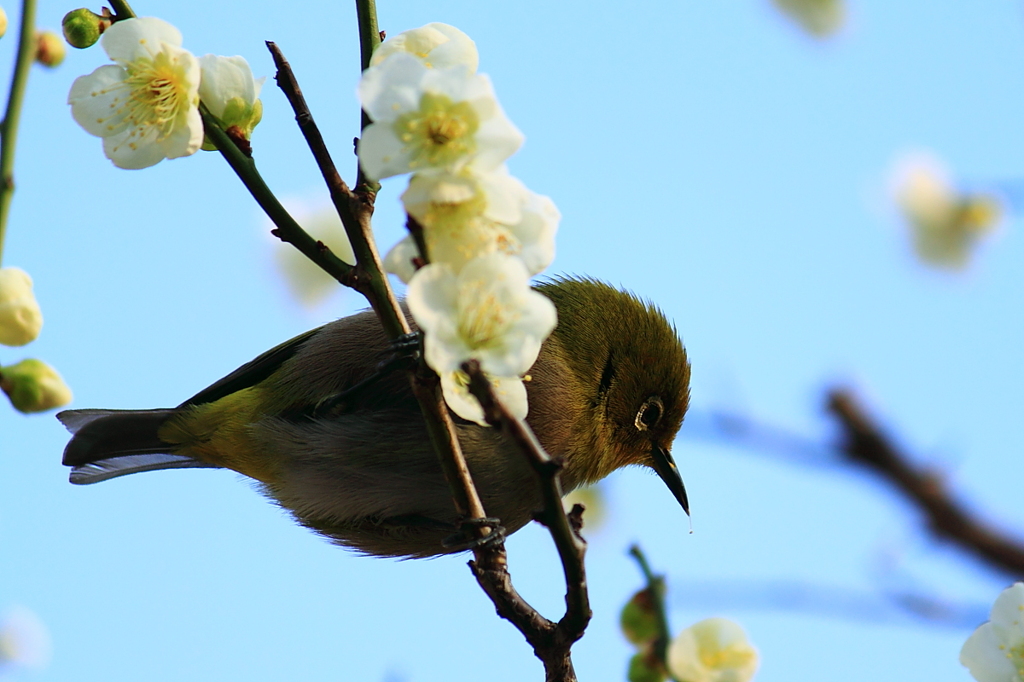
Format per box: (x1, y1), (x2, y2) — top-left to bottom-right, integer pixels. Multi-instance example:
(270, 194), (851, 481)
(827, 388), (1024, 577)
(200, 107), (358, 290)
(464, 359), (592, 682)
(0, 0), (37, 266)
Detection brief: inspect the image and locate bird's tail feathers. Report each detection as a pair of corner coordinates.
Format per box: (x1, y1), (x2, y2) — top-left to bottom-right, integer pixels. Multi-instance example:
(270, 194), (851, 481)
(57, 408), (219, 485)
(69, 454), (218, 485)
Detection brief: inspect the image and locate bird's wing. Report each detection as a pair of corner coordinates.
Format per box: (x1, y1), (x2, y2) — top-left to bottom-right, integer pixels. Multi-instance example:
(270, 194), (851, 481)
(179, 327), (322, 408)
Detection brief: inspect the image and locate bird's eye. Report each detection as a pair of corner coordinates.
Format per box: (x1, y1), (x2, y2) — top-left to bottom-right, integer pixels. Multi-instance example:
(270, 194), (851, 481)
(635, 396), (664, 431)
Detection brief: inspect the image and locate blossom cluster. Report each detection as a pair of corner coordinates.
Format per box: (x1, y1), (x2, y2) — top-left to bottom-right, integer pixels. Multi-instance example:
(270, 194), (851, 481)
(357, 23), (559, 424)
(68, 17), (263, 169)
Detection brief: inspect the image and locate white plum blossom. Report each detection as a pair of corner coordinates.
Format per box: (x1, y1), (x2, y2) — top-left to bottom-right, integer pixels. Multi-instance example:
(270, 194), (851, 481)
(0, 267), (42, 347)
(667, 617), (759, 682)
(407, 254), (556, 377)
(68, 17), (202, 169)
(406, 254), (556, 423)
(961, 583), (1024, 682)
(198, 54), (265, 150)
(402, 167), (523, 229)
(357, 52), (523, 180)
(370, 22), (478, 72)
(384, 169), (558, 283)
(440, 368), (527, 425)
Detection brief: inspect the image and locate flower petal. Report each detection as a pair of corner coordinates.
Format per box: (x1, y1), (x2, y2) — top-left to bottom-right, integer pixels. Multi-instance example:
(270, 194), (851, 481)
(101, 16), (182, 62)
(68, 65), (131, 137)
(383, 235), (421, 284)
(358, 121), (411, 181)
(961, 622), (1021, 682)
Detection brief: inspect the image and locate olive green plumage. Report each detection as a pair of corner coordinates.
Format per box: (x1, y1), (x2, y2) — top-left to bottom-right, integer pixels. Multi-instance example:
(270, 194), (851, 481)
(59, 277), (691, 558)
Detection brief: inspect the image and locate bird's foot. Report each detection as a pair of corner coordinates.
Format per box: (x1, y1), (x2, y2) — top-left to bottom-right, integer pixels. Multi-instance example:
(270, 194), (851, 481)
(387, 331), (422, 359)
(442, 517), (506, 552)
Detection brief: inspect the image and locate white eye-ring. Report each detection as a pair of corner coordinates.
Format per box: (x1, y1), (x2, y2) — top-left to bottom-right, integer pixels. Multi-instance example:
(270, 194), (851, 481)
(635, 396), (663, 431)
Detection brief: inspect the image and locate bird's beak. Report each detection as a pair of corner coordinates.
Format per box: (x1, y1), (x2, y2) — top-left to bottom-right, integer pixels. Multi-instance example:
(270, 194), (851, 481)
(651, 445), (690, 516)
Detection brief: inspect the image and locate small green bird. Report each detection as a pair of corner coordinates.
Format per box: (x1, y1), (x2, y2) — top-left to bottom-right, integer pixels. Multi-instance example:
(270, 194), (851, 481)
(59, 278), (691, 558)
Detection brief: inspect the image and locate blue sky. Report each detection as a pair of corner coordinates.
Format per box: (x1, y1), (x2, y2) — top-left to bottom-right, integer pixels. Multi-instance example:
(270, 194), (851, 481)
(3, 1), (1023, 680)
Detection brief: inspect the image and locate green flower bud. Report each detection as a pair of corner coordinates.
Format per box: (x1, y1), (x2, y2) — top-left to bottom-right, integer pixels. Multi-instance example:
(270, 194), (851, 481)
(620, 586), (662, 647)
(34, 30), (65, 68)
(1, 359), (72, 413)
(627, 650), (665, 682)
(62, 8), (109, 49)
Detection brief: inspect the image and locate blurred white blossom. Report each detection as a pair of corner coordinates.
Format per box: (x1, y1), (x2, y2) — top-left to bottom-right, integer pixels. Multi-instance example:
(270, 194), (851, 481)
(0, 606), (52, 671)
(357, 52), (522, 180)
(269, 201), (356, 309)
(370, 22), (478, 72)
(198, 54), (264, 150)
(667, 617), (759, 682)
(68, 17), (201, 169)
(961, 583), (1024, 682)
(0, 267), (42, 347)
(892, 153), (1001, 269)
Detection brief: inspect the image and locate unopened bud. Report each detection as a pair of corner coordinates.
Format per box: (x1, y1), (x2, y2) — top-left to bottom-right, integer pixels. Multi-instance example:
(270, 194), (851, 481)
(627, 651), (665, 682)
(620, 586), (663, 646)
(34, 30), (65, 67)
(0, 7), (9, 39)
(0, 267), (42, 347)
(0, 359), (72, 413)
(62, 8), (109, 49)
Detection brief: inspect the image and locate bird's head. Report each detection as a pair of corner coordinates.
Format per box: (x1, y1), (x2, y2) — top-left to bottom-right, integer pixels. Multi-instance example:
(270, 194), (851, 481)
(537, 278), (691, 515)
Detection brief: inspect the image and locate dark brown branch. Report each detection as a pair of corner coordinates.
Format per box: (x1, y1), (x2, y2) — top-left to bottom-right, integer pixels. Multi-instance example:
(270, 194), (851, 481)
(464, 360), (592, 682)
(827, 388), (1024, 577)
(266, 41), (490, 527)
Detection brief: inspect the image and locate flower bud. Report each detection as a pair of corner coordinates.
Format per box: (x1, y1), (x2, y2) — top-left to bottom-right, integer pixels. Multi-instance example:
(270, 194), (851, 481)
(0, 359), (72, 413)
(34, 30), (65, 67)
(0, 7), (9, 39)
(0, 267), (42, 346)
(62, 8), (109, 49)
(198, 54), (264, 151)
(620, 586), (662, 647)
(627, 651), (665, 682)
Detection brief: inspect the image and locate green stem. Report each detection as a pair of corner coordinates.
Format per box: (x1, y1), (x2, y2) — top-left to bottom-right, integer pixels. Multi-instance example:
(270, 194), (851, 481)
(0, 0), (36, 267)
(354, 0), (380, 73)
(354, 0), (380, 194)
(628, 545), (672, 669)
(201, 107), (355, 285)
(107, 0), (136, 20)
